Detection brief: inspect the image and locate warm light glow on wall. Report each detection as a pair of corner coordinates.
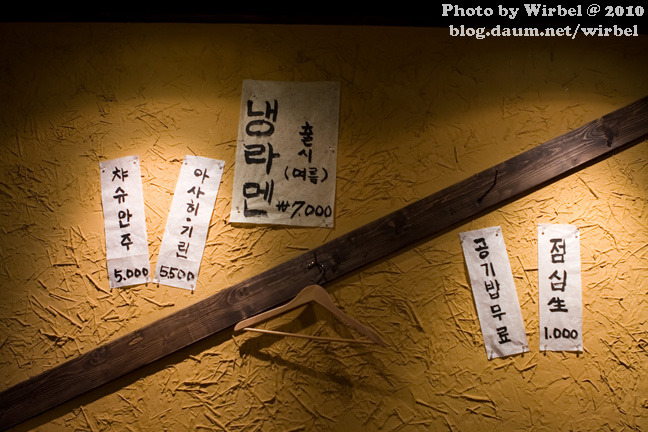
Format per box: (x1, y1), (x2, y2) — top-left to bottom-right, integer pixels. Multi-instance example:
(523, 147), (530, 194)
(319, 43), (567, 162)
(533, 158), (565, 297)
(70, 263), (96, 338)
(0, 22), (647, 431)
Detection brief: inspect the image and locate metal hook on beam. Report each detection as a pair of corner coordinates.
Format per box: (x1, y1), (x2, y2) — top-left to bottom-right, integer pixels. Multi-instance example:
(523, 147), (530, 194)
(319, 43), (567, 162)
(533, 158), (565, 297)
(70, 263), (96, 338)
(307, 252), (326, 284)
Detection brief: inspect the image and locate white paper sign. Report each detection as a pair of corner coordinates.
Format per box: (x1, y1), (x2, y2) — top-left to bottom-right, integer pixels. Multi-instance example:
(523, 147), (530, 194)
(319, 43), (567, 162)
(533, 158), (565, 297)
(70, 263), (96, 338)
(230, 80), (340, 227)
(460, 226), (528, 359)
(154, 156), (224, 290)
(100, 156), (151, 288)
(538, 224), (582, 352)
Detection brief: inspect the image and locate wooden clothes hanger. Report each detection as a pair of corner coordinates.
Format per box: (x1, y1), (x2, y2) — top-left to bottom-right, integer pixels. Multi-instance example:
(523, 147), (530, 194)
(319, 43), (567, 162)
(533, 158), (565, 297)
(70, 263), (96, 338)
(234, 284), (386, 346)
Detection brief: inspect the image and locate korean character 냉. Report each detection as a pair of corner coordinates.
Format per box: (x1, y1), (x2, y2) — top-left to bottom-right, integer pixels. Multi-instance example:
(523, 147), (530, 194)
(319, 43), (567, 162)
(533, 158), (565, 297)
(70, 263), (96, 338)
(245, 99), (278, 137)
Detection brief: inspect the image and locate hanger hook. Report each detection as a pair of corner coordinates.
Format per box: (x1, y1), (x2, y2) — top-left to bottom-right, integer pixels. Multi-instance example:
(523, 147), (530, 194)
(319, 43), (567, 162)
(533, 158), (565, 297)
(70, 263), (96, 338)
(307, 252), (326, 284)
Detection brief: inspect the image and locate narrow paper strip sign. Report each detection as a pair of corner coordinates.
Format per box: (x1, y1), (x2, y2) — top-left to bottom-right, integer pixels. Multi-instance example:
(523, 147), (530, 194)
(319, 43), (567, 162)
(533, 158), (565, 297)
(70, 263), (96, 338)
(538, 224), (582, 352)
(1, 96), (647, 430)
(460, 226), (528, 359)
(154, 156), (225, 291)
(99, 155), (151, 289)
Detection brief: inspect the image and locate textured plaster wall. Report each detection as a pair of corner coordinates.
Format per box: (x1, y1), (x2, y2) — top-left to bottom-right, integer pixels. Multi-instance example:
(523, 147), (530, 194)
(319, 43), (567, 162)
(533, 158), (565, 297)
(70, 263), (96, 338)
(0, 23), (647, 431)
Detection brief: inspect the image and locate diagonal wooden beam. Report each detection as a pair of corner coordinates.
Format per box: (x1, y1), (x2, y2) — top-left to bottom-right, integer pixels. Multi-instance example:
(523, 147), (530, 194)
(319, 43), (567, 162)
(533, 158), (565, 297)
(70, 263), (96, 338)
(1, 96), (648, 430)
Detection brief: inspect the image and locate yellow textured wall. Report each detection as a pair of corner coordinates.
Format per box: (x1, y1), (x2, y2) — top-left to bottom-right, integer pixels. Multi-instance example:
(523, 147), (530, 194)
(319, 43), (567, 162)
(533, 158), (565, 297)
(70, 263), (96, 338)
(1, 23), (647, 431)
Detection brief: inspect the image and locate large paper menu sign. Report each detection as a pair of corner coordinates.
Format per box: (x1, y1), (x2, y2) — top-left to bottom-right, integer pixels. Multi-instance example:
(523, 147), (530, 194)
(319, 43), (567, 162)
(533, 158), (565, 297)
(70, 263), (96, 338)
(230, 80), (340, 227)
